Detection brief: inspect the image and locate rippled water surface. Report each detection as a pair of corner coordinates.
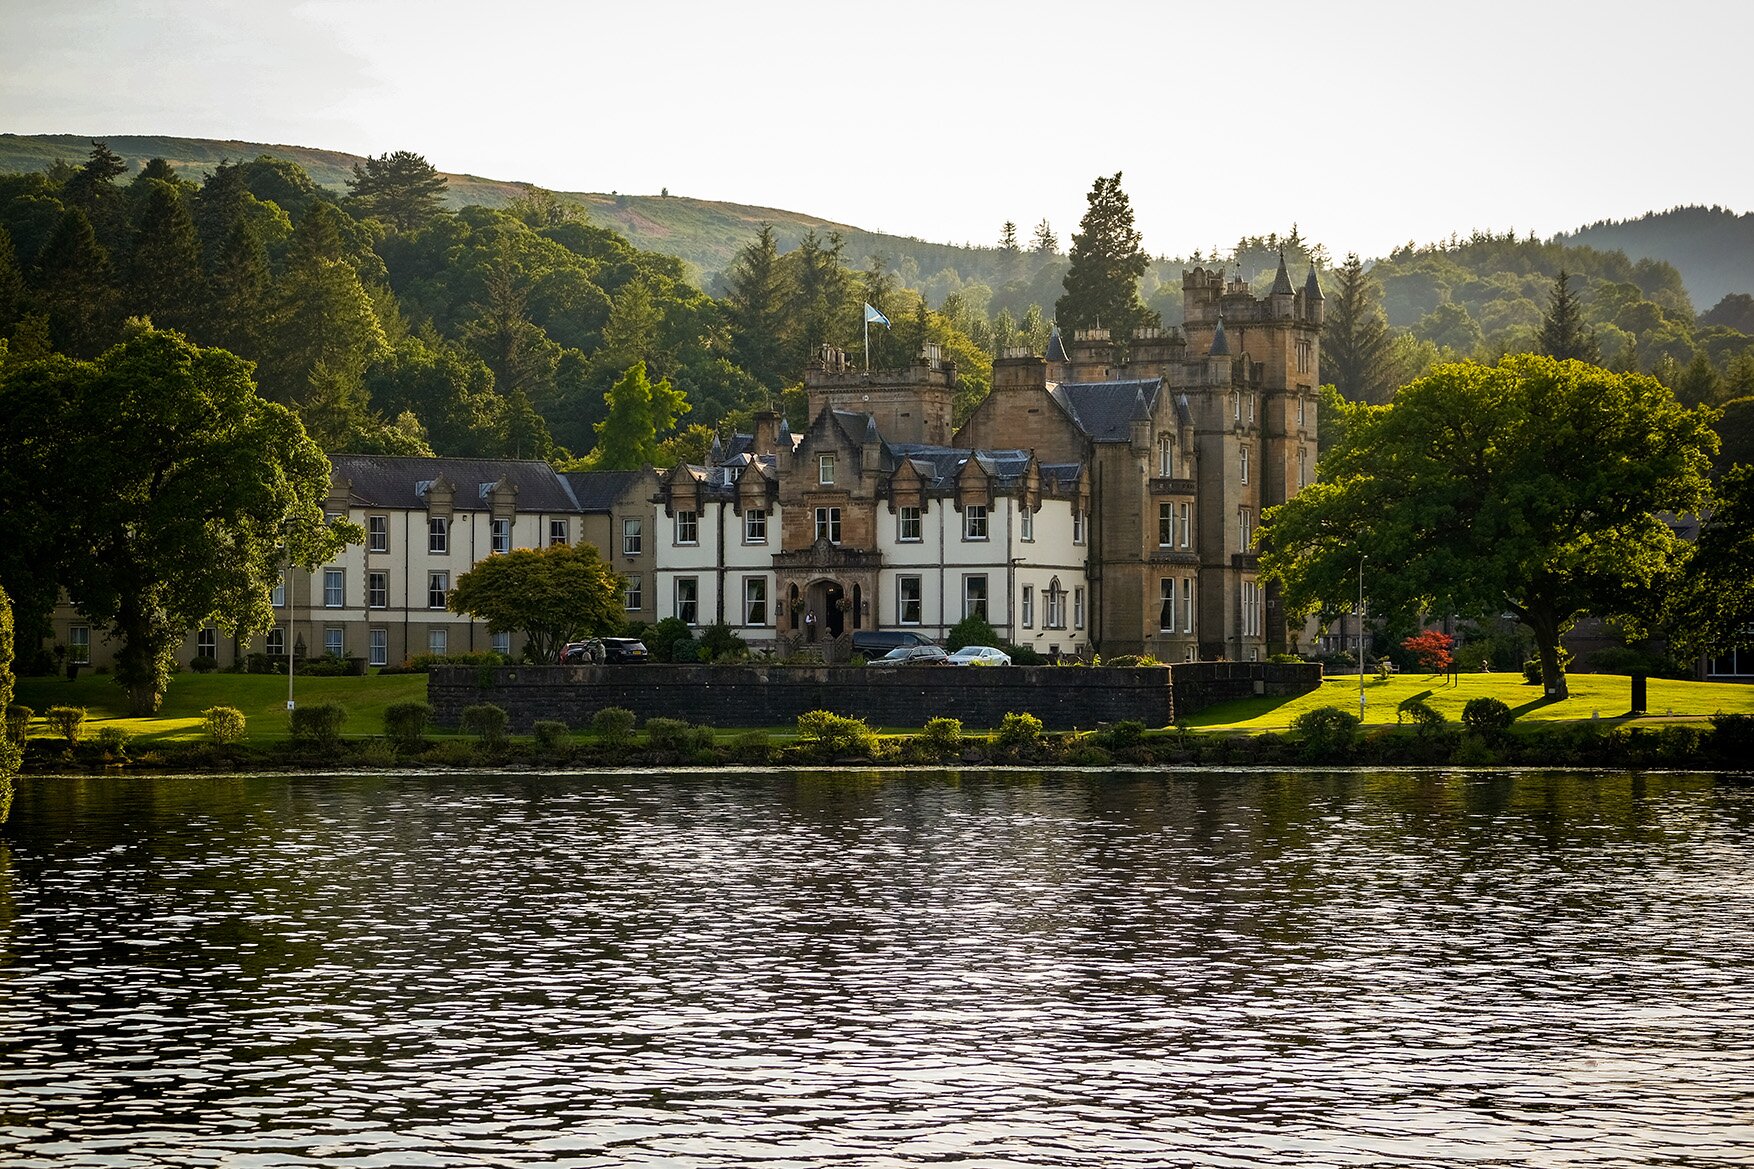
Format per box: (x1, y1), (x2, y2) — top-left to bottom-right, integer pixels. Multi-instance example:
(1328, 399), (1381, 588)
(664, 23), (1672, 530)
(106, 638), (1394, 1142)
(3, 769), (1752, 1167)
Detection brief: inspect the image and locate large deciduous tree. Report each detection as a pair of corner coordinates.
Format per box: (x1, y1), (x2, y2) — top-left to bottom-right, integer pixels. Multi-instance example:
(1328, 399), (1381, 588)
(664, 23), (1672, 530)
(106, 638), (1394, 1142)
(1055, 173), (1154, 343)
(591, 360), (690, 469)
(1669, 464), (1754, 662)
(2, 322), (350, 713)
(346, 150), (448, 232)
(448, 542), (622, 663)
(1260, 355), (1716, 699)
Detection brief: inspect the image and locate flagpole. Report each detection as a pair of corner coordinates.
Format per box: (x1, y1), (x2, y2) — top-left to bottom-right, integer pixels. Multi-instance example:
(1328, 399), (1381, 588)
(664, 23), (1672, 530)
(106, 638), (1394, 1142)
(864, 316), (870, 371)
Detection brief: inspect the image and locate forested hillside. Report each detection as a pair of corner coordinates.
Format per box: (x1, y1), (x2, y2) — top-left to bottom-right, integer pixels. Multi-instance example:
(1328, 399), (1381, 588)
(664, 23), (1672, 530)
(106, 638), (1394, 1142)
(1557, 206), (1754, 311)
(2, 139), (1751, 476)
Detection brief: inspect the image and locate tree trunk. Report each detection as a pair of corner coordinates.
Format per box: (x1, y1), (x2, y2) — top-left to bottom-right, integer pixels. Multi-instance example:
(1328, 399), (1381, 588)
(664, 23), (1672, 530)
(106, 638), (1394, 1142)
(1525, 606), (1570, 701)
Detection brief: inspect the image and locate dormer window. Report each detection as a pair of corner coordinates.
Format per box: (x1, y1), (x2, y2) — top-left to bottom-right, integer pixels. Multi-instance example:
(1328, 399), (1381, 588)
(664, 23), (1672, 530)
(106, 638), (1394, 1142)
(818, 454), (836, 485)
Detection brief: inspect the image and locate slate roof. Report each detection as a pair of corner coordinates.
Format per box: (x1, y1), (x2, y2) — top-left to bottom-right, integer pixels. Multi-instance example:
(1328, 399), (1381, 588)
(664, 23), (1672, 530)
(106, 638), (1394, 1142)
(1210, 316), (1230, 355)
(1271, 253), (1295, 296)
(563, 469), (648, 511)
(330, 454), (582, 512)
(1049, 378), (1166, 443)
(1304, 264), (1324, 301)
(1045, 325), (1069, 364)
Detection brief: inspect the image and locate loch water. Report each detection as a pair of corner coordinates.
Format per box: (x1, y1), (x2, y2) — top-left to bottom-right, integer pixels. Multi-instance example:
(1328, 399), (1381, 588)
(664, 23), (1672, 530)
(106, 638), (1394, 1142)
(1, 769), (1751, 1168)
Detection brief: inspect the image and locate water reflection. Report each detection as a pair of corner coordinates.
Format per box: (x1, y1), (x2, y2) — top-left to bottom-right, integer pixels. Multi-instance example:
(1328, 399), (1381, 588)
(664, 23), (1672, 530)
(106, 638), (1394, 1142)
(1, 770), (1751, 1167)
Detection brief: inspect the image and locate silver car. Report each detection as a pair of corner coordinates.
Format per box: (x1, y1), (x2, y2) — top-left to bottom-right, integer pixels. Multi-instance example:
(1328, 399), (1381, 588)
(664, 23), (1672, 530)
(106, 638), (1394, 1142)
(946, 645), (1012, 667)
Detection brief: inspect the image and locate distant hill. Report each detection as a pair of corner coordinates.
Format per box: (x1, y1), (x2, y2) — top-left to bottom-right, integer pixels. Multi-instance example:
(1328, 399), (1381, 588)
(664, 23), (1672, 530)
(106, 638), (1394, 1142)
(1556, 206), (1754, 312)
(3, 132), (1747, 313)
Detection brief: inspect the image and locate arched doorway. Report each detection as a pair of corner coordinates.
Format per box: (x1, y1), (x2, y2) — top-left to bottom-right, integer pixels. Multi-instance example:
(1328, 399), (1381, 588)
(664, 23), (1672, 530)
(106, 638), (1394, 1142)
(805, 578), (845, 639)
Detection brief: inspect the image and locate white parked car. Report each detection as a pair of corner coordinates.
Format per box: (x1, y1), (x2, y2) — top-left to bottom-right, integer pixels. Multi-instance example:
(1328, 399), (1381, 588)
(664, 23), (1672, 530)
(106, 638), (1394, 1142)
(946, 645), (1012, 667)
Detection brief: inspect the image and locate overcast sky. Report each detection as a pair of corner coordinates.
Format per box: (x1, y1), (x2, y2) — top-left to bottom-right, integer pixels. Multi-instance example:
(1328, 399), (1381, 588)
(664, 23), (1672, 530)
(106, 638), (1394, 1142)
(3, 0), (1748, 261)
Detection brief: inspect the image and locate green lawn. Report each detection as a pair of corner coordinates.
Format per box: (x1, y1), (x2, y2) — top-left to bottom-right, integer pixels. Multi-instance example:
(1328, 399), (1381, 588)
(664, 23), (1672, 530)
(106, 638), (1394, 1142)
(1183, 671), (1754, 731)
(13, 672), (427, 745)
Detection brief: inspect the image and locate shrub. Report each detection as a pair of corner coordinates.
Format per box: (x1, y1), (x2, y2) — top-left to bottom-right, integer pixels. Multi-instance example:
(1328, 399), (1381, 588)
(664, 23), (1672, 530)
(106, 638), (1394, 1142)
(1522, 646), (1573, 687)
(995, 711), (1043, 750)
(1290, 705), (1362, 758)
(424, 740), (481, 768)
(696, 621), (747, 663)
(1099, 720), (1147, 748)
(383, 702), (432, 751)
(460, 703), (508, 747)
(532, 720), (569, 750)
(1103, 655), (1161, 669)
(290, 703), (347, 751)
(354, 740), (398, 768)
(643, 717), (692, 751)
(1006, 643), (1046, 665)
(1461, 696), (1514, 738)
(202, 705), (247, 746)
(190, 654), (219, 674)
(96, 725), (132, 759)
(46, 705), (86, 748)
(591, 706), (637, 745)
(732, 730), (772, 762)
(796, 710), (879, 757)
(5, 704), (32, 743)
(945, 614), (1000, 653)
(920, 716), (963, 758)
(1396, 696), (1446, 733)
(647, 617), (693, 663)
(1709, 713), (1754, 767)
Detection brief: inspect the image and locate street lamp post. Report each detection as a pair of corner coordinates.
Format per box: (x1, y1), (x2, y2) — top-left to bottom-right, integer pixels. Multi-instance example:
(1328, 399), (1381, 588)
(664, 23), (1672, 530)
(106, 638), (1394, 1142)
(1357, 554), (1367, 722)
(285, 558), (297, 715)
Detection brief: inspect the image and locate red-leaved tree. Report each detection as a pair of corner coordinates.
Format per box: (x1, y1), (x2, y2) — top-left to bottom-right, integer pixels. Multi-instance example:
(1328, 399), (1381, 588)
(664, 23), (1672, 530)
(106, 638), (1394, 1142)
(1402, 630), (1455, 673)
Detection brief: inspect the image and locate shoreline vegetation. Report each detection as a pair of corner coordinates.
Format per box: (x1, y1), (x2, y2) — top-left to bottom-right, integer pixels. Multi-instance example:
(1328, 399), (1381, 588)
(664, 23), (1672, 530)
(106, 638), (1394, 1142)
(9, 671), (1754, 775)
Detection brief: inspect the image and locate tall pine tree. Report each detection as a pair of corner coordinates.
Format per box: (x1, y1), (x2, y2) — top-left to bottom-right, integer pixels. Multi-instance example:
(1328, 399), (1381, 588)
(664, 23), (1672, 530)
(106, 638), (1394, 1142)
(1538, 269), (1601, 363)
(724, 225), (787, 389)
(1055, 173), (1154, 343)
(1321, 253), (1399, 404)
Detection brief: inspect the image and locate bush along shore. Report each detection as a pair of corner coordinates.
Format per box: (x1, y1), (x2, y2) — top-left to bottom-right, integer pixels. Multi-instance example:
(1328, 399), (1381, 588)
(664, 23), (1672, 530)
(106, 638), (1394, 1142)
(8, 701), (1754, 774)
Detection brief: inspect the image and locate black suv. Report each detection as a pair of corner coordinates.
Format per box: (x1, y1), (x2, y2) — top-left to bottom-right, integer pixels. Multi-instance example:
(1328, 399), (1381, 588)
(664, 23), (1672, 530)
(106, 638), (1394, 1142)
(560, 637), (649, 664)
(851, 629), (936, 657)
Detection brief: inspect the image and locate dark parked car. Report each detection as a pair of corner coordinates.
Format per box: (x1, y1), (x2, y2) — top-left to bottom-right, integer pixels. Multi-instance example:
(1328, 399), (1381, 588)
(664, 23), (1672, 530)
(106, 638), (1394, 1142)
(867, 644), (950, 667)
(852, 629), (936, 657)
(560, 637), (649, 664)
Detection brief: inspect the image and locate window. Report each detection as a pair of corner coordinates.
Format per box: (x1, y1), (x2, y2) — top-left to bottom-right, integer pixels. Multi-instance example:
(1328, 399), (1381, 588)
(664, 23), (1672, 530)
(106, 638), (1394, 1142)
(428, 515), (449, 554)
(368, 571), (388, 609)
(1248, 393), (1256, 422)
(370, 628), (388, 667)
(1046, 579), (1066, 629)
(964, 574), (988, 619)
(427, 571), (449, 610)
(1158, 502), (1173, 547)
(549, 518), (569, 546)
(323, 569), (344, 608)
(675, 510), (698, 545)
(1240, 508), (1254, 553)
(898, 576), (922, 625)
(675, 577), (698, 624)
(427, 628), (448, 656)
(624, 574), (642, 611)
(1074, 587), (1085, 629)
(623, 518), (643, 556)
(744, 577), (768, 626)
(1298, 394), (1307, 427)
(491, 631), (511, 657)
(1296, 339), (1313, 375)
(898, 506), (921, 542)
(271, 580), (285, 608)
(1159, 579), (1175, 631)
(369, 515), (389, 553)
(1021, 585), (1034, 628)
(1242, 580), (1262, 638)
(324, 626), (343, 658)
(964, 505), (988, 541)
(1020, 506), (1034, 541)
(814, 506), (841, 544)
(1183, 577), (1195, 633)
(1073, 509), (1086, 545)
(1159, 433), (1174, 477)
(1241, 446), (1250, 484)
(1232, 392), (1241, 423)
(491, 517), (511, 554)
(1179, 503), (1192, 549)
(818, 453), (836, 485)
(266, 628), (284, 657)
(1298, 447), (1308, 490)
(744, 509), (767, 544)
(197, 627), (217, 657)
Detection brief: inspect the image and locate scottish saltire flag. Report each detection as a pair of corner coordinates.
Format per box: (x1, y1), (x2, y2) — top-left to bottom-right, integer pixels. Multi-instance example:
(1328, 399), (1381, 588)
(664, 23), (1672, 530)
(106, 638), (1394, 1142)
(864, 303), (890, 327)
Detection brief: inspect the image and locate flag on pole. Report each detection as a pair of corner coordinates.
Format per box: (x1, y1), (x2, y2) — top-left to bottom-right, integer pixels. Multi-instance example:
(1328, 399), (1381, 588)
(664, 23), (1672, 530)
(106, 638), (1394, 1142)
(864, 303), (890, 328)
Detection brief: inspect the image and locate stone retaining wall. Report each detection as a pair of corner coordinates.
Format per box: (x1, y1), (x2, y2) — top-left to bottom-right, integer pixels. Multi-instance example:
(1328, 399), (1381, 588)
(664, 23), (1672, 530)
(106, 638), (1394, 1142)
(429, 661), (1321, 732)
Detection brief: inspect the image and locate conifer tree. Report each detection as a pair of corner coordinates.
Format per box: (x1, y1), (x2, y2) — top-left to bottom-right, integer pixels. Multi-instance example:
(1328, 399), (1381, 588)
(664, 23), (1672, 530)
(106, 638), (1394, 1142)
(346, 150), (448, 232)
(592, 361), (690, 470)
(125, 179), (203, 331)
(1055, 173), (1153, 342)
(724, 224), (787, 387)
(999, 221), (1018, 252)
(1321, 253), (1399, 403)
(0, 226), (24, 335)
(33, 206), (115, 355)
(1537, 269), (1600, 363)
(1030, 219), (1057, 254)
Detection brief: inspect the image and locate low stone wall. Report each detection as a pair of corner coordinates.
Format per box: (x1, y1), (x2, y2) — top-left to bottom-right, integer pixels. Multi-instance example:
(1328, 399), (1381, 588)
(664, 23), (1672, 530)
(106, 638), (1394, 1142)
(428, 661), (1322, 732)
(1167, 661), (1324, 716)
